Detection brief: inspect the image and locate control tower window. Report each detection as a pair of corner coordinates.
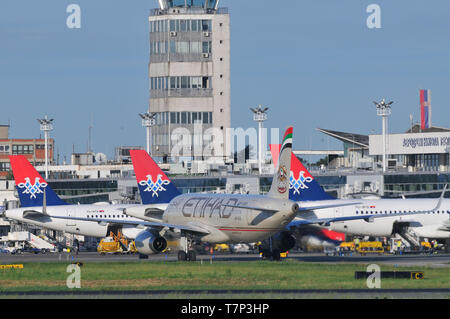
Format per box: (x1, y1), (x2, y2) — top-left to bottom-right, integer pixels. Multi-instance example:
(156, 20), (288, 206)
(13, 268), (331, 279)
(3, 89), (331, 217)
(167, 0), (218, 9)
(168, 0), (186, 7)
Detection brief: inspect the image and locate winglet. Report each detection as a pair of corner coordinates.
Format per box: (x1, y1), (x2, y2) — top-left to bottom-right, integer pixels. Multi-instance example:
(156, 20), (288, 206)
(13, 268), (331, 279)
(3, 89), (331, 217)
(433, 184), (448, 211)
(130, 150), (181, 204)
(9, 155), (67, 207)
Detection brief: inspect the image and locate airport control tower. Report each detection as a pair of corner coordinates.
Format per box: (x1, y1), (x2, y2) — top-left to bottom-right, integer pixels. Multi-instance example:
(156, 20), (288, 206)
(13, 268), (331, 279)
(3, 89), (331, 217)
(148, 0), (230, 162)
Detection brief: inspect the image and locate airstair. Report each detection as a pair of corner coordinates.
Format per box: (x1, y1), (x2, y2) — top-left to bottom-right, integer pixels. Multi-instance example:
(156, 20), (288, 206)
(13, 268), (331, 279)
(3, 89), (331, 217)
(7, 231), (55, 251)
(393, 229), (422, 250)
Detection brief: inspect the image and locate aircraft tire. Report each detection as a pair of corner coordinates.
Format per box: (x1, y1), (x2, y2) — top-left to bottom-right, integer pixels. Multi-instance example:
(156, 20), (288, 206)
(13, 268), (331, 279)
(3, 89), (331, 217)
(178, 250), (187, 261)
(271, 250), (281, 261)
(187, 250), (196, 262)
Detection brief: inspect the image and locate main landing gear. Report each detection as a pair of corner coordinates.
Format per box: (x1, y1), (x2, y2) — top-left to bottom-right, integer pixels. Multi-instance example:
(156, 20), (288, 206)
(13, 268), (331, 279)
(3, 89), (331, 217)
(177, 234), (197, 262)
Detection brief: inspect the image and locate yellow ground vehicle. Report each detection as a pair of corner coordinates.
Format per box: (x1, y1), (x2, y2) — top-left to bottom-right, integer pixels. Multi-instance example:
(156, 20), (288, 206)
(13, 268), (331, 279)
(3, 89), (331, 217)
(97, 232), (137, 254)
(97, 237), (122, 254)
(337, 242), (355, 255)
(357, 241), (384, 255)
(214, 244), (230, 252)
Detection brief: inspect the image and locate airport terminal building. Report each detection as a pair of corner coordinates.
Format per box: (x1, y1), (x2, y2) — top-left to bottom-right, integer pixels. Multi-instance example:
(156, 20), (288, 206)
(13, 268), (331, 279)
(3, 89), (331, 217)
(369, 125), (450, 172)
(318, 125), (450, 172)
(316, 125), (450, 198)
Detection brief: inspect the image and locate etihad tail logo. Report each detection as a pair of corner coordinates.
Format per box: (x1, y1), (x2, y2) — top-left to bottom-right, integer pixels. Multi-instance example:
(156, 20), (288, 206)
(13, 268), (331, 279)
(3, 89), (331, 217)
(17, 177), (48, 199)
(290, 171), (313, 195)
(139, 174), (170, 197)
(277, 165), (288, 194)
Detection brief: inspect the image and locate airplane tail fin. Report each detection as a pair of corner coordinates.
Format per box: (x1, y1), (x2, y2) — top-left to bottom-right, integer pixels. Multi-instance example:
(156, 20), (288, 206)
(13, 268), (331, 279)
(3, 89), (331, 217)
(267, 127), (293, 199)
(9, 155), (67, 207)
(269, 144), (335, 201)
(130, 150), (181, 204)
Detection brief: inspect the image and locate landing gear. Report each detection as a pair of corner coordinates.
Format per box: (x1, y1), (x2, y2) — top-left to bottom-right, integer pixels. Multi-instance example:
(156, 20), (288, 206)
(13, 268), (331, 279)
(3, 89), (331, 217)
(188, 250), (197, 261)
(178, 250), (187, 261)
(260, 249), (281, 261)
(177, 250), (197, 261)
(177, 234), (197, 262)
(259, 237), (282, 261)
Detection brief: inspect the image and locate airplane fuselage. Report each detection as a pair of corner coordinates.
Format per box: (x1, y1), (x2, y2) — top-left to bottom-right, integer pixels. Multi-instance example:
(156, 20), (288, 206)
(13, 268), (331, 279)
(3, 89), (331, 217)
(163, 194), (298, 243)
(5, 204), (143, 239)
(299, 198), (450, 238)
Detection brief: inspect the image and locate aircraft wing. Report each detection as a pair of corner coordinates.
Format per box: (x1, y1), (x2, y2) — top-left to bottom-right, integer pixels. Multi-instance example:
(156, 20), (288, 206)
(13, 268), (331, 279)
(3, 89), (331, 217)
(438, 220), (450, 231)
(297, 201), (362, 212)
(220, 204), (279, 214)
(49, 215), (210, 235)
(288, 215), (376, 228)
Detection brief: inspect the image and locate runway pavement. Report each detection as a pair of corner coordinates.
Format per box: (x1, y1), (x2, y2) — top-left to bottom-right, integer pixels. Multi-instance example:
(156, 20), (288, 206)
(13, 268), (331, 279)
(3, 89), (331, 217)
(1, 251), (450, 267)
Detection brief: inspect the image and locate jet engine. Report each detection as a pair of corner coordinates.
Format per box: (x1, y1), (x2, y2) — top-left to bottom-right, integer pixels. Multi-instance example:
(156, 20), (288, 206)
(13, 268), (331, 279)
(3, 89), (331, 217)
(259, 231), (296, 258)
(135, 230), (167, 255)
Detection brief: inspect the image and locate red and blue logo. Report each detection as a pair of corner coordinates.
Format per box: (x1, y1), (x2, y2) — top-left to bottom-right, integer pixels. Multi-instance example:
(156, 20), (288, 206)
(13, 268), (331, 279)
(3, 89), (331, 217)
(17, 177), (48, 199)
(138, 174), (171, 198)
(289, 171), (313, 195)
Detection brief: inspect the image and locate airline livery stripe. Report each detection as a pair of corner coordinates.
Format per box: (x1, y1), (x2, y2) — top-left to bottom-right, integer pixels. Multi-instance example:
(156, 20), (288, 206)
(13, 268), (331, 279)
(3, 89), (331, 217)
(283, 133), (292, 143)
(282, 127), (293, 141)
(281, 128), (293, 152)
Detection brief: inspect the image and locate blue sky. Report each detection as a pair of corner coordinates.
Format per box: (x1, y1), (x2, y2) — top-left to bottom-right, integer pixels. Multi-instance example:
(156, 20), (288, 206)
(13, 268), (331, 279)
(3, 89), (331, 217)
(1, 1), (449, 161)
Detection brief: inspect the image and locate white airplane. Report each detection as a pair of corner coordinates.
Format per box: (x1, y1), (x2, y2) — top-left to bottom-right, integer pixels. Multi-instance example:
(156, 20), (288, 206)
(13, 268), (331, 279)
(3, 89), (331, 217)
(48, 127), (300, 260)
(3, 155), (165, 241)
(269, 144), (450, 240)
(52, 127), (389, 261)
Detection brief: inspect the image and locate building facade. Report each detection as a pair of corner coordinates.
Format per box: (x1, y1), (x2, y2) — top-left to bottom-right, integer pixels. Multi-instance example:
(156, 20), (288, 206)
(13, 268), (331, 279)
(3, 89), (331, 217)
(0, 125), (55, 179)
(148, 0), (230, 162)
(369, 126), (450, 172)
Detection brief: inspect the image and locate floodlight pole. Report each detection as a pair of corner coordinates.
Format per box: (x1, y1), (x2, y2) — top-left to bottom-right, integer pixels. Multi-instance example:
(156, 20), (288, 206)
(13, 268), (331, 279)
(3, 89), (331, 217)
(139, 112), (156, 157)
(375, 99), (393, 173)
(37, 116), (54, 179)
(251, 105), (268, 175)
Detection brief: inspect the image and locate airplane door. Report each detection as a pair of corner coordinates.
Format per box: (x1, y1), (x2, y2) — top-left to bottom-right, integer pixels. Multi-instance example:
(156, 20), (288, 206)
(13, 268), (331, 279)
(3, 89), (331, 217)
(66, 208), (76, 226)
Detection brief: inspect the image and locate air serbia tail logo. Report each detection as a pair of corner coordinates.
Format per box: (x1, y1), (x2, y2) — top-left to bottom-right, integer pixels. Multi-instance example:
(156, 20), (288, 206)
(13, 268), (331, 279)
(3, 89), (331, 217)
(269, 144), (335, 201)
(9, 155), (68, 207)
(17, 177), (48, 199)
(130, 150), (181, 204)
(290, 171), (313, 195)
(138, 174), (171, 198)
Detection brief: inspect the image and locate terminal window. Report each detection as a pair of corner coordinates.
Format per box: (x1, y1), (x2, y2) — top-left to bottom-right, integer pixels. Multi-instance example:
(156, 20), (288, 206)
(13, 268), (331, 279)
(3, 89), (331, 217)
(0, 145), (9, 153)
(0, 162), (10, 171)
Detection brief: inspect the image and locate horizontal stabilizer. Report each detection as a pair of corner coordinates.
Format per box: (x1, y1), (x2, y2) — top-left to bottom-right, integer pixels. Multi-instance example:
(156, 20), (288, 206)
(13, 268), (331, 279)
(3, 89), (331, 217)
(22, 210), (48, 219)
